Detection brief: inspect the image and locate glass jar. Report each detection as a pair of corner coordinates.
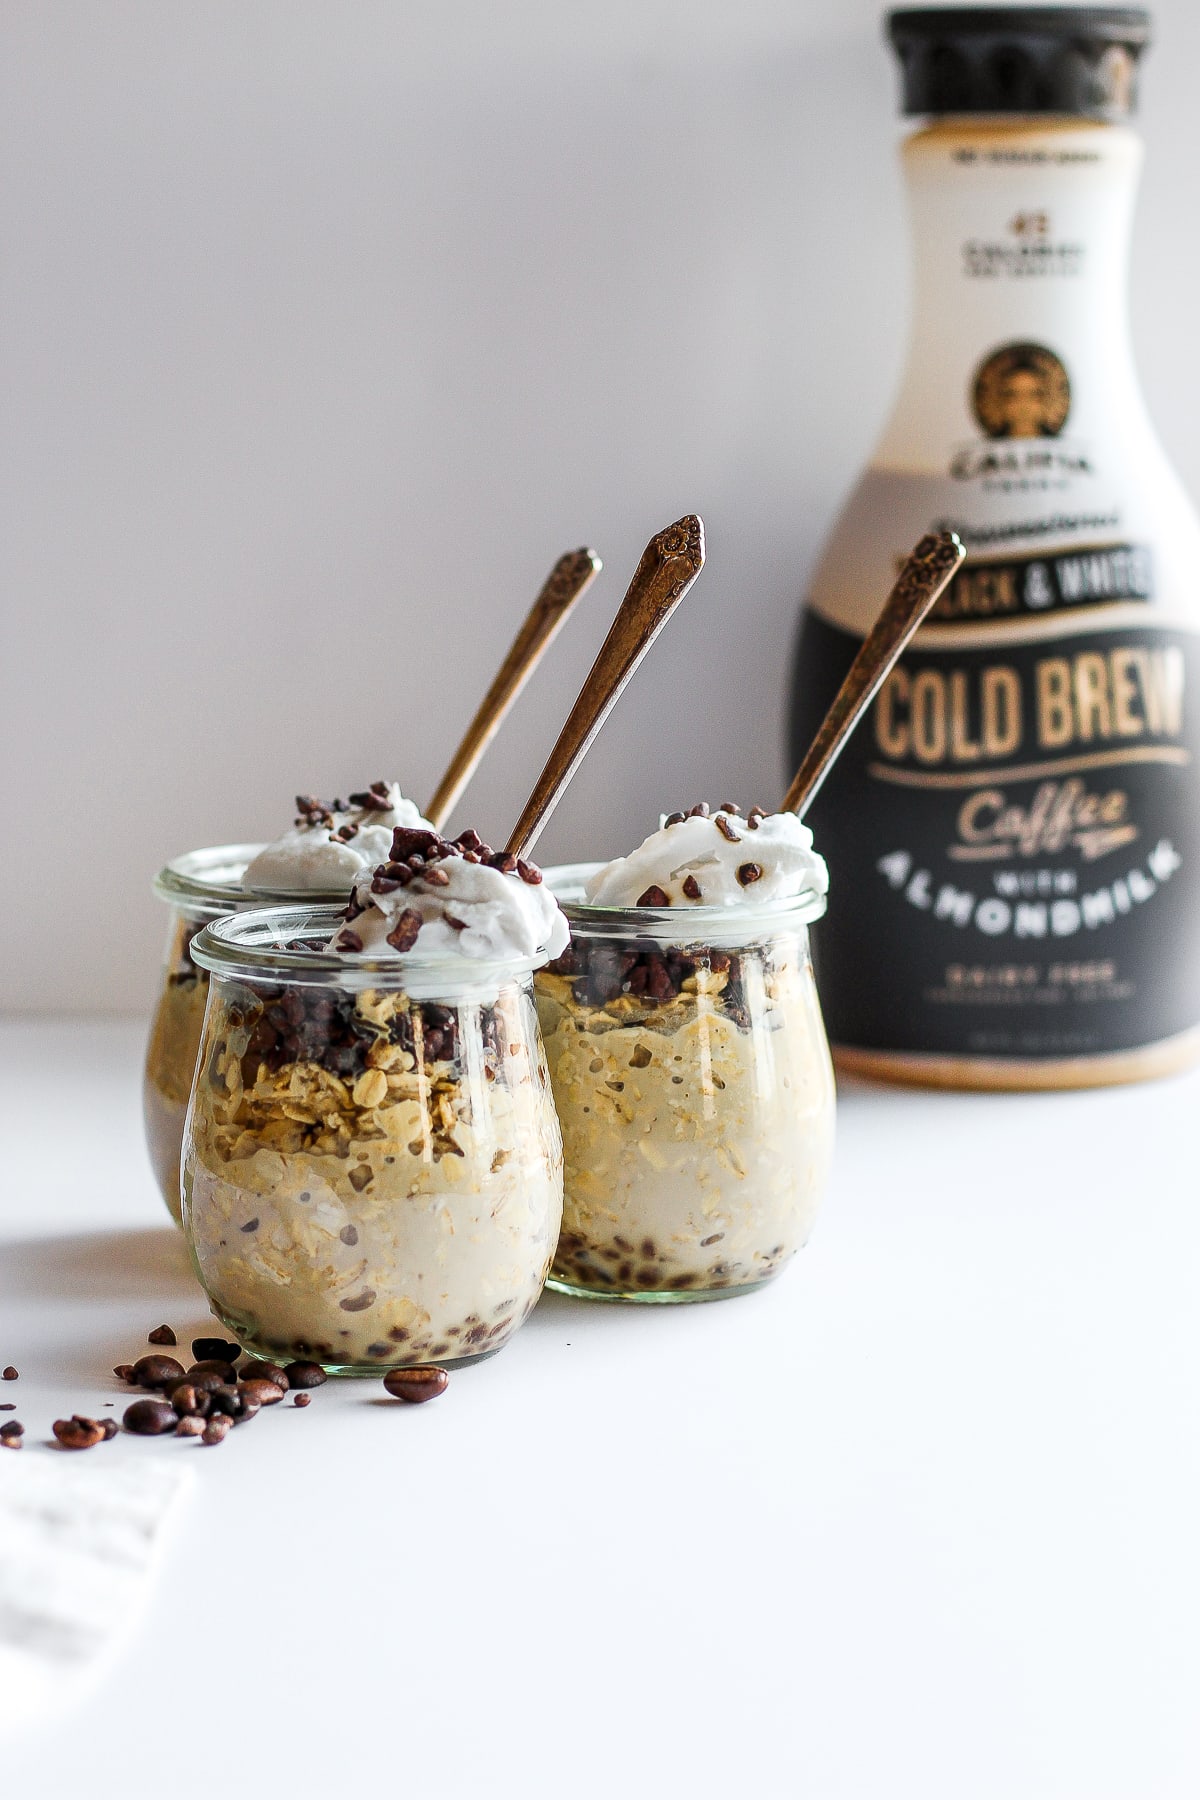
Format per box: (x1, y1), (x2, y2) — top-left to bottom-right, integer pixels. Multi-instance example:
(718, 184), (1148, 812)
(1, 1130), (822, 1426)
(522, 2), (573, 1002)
(536, 866), (835, 1302)
(182, 905), (563, 1374)
(144, 846), (264, 1224)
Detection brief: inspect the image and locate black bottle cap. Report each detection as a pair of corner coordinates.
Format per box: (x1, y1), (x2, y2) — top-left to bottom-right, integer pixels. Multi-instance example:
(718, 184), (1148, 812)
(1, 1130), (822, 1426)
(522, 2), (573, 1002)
(887, 9), (1151, 119)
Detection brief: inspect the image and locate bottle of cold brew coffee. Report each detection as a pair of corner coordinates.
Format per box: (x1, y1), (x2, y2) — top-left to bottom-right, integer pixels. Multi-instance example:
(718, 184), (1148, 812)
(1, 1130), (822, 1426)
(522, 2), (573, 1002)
(789, 6), (1200, 1089)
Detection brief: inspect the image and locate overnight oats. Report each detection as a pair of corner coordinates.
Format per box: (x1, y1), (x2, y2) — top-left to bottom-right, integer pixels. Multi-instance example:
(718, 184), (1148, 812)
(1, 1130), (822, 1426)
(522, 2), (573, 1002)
(537, 805), (835, 1301)
(145, 782), (435, 1223)
(181, 826), (567, 1372)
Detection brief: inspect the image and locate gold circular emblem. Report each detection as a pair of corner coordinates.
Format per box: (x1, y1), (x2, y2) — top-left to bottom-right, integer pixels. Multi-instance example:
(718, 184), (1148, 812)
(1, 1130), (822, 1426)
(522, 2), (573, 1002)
(971, 342), (1071, 439)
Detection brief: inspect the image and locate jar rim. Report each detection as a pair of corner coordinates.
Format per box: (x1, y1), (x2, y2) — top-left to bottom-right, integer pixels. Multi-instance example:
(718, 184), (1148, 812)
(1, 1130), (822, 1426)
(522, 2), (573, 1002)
(542, 861), (828, 942)
(152, 842), (355, 916)
(191, 904), (552, 993)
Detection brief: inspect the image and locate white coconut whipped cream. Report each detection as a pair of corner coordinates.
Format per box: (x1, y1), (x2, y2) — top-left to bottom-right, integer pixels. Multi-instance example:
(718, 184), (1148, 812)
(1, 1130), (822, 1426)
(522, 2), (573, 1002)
(329, 826), (570, 963)
(583, 804), (829, 909)
(243, 782), (434, 893)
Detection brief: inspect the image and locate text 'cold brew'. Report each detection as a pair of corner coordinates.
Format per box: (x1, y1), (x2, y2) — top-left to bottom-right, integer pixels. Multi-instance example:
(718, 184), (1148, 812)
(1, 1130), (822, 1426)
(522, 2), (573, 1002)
(789, 6), (1200, 1089)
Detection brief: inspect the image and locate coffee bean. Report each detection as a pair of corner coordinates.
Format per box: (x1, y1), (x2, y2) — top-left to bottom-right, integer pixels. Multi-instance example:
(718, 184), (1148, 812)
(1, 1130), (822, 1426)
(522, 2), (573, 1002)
(383, 1367), (449, 1404)
(208, 1385), (258, 1422)
(131, 1354), (186, 1391)
(201, 1415), (232, 1445)
(293, 1393), (311, 1407)
(124, 1399), (178, 1436)
(0, 1403), (14, 1411)
(100, 1419), (119, 1440)
(239, 1379), (285, 1407)
(175, 1415), (206, 1438)
(173, 1368), (227, 1396)
(113, 1363), (136, 1383)
(147, 1324), (177, 1346)
(192, 1338), (241, 1365)
(284, 1361), (327, 1390)
(53, 1416), (106, 1450)
(186, 1360), (238, 1383)
(171, 1384), (211, 1419)
(0, 1420), (23, 1442)
(240, 1360), (290, 1390)
(2, 1367), (17, 1381)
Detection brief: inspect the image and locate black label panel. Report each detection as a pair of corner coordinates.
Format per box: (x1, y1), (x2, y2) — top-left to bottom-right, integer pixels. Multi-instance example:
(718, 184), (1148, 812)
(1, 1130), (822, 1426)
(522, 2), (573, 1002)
(929, 542), (1153, 624)
(788, 611), (1200, 1059)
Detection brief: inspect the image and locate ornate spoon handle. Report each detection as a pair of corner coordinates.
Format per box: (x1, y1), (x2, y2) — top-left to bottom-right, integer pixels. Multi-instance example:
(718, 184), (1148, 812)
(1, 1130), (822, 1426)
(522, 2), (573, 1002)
(507, 516), (704, 859)
(783, 529), (965, 819)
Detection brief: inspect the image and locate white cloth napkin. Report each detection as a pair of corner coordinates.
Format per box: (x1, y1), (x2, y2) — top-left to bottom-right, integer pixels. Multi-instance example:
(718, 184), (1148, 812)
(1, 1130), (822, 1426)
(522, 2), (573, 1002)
(0, 1456), (191, 1730)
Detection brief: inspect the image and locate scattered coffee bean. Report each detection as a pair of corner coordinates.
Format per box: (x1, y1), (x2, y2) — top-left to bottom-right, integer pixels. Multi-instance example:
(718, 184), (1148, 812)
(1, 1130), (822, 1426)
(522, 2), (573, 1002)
(147, 1324), (177, 1346)
(100, 1419), (119, 1440)
(171, 1384), (210, 1419)
(284, 1361), (327, 1389)
(175, 1415), (206, 1439)
(0, 1403), (14, 1411)
(113, 1364), (136, 1383)
(209, 1384), (261, 1423)
(293, 1393), (311, 1408)
(123, 1399), (178, 1436)
(636, 885), (671, 908)
(240, 1360), (289, 1390)
(239, 1379), (286, 1408)
(736, 861), (763, 886)
(131, 1354), (186, 1391)
(53, 1416), (107, 1451)
(0, 1420), (23, 1442)
(201, 1415), (232, 1446)
(2, 1367), (17, 1381)
(192, 1338), (242, 1365)
(173, 1368), (227, 1395)
(383, 1367), (449, 1404)
(186, 1360), (238, 1383)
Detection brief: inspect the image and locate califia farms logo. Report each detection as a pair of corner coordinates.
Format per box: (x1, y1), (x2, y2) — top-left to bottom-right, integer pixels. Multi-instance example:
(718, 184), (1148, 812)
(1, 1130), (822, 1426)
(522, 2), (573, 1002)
(971, 341), (1071, 440)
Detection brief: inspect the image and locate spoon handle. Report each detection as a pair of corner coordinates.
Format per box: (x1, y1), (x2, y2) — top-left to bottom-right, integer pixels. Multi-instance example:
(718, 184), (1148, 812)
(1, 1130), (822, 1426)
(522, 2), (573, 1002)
(783, 529), (965, 820)
(426, 547), (601, 831)
(506, 515), (704, 859)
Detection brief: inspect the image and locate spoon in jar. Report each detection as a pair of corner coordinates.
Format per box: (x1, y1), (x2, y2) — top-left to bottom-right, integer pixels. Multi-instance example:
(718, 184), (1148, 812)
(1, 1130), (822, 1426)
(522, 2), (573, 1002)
(425, 546), (602, 831)
(782, 529), (965, 819)
(506, 515), (705, 860)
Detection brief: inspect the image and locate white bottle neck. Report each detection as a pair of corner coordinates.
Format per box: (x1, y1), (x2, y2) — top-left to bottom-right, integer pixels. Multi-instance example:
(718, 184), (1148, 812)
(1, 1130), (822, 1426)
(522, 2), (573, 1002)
(876, 118), (1146, 469)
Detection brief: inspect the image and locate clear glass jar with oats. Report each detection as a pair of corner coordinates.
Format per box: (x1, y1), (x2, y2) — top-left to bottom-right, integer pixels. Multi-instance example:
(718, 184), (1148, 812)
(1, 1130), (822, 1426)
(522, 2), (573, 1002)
(144, 846), (268, 1225)
(537, 861), (835, 1302)
(181, 905), (563, 1373)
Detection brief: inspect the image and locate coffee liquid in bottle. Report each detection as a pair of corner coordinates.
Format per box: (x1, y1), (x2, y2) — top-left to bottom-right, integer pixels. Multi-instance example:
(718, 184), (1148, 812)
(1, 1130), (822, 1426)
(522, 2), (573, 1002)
(789, 7), (1200, 1089)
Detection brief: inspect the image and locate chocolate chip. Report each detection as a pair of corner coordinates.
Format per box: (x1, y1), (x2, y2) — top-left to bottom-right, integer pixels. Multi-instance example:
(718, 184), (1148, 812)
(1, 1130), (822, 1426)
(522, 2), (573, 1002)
(192, 1338), (241, 1365)
(201, 1415), (232, 1445)
(147, 1325), (177, 1346)
(422, 865), (451, 886)
(337, 929), (364, 953)
(2, 1368), (17, 1381)
(131, 1354), (186, 1391)
(682, 875), (702, 900)
(339, 1289), (376, 1313)
(714, 814), (741, 842)
(385, 910), (422, 953)
(383, 1367), (449, 1404)
(688, 803), (710, 817)
(284, 1361), (327, 1390)
(293, 1393), (311, 1407)
(123, 1399), (177, 1436)
(719, 802), (742, 815)
(240, 1360), (290, 1390)
(664, 811), (686, 827)
(737, 861), (763, 885)
(636, 885), (671, 908)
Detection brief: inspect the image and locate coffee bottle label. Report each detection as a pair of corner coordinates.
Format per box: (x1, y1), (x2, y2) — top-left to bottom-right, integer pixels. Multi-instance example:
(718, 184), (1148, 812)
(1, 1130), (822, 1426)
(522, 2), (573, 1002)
(794, 607), (1200, 1058)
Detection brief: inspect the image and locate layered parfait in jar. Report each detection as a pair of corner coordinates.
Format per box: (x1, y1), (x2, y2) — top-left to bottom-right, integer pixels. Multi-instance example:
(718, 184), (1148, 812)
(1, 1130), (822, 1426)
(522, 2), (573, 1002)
(145, 781), (435, 1223)
(537, 804), (834, 1301)
(182, 824), (567, 1372)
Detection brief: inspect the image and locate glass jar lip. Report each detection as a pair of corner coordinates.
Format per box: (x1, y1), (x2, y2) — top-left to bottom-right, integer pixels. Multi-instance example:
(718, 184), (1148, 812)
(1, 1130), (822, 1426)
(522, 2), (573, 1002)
(190, 904), (552, 993)
(152, 842), (354, 917)
(541, 861), (827, 942)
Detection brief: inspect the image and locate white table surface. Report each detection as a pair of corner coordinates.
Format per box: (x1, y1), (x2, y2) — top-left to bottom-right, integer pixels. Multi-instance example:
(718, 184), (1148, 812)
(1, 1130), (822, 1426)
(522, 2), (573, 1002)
(1, 1017), (1197, 1800)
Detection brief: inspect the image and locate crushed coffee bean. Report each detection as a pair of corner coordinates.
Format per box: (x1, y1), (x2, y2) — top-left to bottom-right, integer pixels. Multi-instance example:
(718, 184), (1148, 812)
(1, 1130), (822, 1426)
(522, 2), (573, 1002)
(147, 1324), (177, 1346)
(737, 861), (763, 885)
(682, 875), (702, 900)
(284, 1361), (327, 1389)
(636, 885), (671, 909)
(131, 1354), (186, 1391)
(123, 1399), (177, 1436)
(383, 1367), (449, 1404)
(192, 1338), (241, 1365)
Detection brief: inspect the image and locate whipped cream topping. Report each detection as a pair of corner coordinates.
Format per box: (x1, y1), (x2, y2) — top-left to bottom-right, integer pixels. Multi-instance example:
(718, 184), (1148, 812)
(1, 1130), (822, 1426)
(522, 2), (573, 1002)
(329, 827), (570, 963)
(243, 782), (434, 894)
(583, 804), (829, 909)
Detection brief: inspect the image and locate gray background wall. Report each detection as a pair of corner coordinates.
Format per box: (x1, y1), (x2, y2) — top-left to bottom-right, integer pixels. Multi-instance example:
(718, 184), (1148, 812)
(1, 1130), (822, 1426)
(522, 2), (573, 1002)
(4, 0), (1198, 1012)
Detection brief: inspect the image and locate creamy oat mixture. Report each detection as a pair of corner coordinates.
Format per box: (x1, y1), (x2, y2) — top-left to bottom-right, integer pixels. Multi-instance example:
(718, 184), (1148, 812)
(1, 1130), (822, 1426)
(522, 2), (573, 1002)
(183, 826), (567, 1368)
(537, 804), (834, 1298)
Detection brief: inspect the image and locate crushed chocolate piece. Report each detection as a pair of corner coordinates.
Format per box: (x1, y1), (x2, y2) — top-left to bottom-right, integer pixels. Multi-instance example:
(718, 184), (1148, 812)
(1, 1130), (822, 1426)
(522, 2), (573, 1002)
(516, 859), (543, 885)
(719, 802), (742, 815)
(737, 862), (763, 886)
(423, 866), (451, 886)
(636, 886), (671, 908)
(688, 803), (710, 818)
(682, 875), (702, 900)
(147, 1324), (177, 1346)
(385, 909), (423, 953)
(336, 929), (364, 954)
(715, 814), (741, 842)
